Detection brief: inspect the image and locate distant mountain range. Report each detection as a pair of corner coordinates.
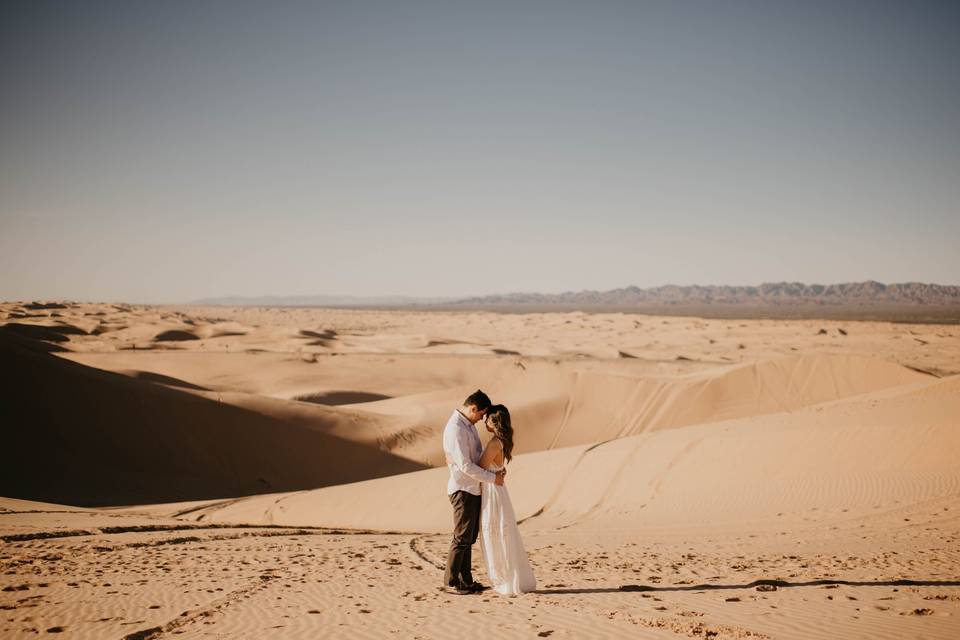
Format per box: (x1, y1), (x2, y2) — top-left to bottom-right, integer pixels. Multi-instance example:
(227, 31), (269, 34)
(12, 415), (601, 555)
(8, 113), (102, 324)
(193, 282), (960, 308)
(453, 282), (960, 307)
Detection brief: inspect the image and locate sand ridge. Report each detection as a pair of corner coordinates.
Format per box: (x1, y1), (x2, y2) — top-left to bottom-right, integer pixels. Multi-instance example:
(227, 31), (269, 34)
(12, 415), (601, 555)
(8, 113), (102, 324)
(1, 301), (959, 638)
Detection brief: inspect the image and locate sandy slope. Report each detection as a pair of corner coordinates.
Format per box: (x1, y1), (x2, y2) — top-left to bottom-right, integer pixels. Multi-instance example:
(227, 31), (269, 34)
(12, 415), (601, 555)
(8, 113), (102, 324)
(1, 301), (959, 639)
(147, 373), (960, 535)
(0, 330), (424, 506)
(51, 316), (937, 467)
(331, 352), (928, 463)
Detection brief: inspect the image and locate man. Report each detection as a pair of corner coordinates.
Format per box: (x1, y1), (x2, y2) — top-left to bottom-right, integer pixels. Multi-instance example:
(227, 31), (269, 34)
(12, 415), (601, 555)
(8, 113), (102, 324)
(442, 389), (506, 595)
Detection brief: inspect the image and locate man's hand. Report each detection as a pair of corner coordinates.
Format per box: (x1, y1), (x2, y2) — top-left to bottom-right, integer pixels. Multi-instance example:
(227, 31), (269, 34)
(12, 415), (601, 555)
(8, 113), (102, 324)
(495, 470), (506, 486)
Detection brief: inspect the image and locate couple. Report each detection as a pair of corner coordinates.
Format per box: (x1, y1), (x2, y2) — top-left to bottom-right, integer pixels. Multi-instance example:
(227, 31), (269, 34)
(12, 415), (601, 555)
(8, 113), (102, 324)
(442, 390), (536, 596)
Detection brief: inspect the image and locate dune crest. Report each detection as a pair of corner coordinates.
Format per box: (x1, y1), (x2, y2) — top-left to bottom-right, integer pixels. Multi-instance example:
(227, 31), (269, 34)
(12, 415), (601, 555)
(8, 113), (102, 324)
(346, 353), (928, 464)
(159, 374), (960, 534)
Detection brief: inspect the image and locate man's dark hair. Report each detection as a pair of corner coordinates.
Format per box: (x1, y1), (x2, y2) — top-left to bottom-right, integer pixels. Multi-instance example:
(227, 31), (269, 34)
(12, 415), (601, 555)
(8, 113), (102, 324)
(464, 389), (492, 412)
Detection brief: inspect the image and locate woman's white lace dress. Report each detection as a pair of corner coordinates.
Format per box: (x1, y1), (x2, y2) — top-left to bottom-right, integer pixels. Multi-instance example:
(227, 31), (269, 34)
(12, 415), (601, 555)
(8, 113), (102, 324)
(479, 462), (537, 594)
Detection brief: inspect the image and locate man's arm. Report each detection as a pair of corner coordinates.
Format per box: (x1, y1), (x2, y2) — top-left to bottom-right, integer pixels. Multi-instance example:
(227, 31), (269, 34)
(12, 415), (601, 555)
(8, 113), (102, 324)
(450, 427), (498, 484)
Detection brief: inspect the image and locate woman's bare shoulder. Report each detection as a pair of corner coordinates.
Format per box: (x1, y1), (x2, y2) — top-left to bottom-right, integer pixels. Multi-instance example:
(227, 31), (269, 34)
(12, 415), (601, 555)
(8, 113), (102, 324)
(487, 436), (504, 450)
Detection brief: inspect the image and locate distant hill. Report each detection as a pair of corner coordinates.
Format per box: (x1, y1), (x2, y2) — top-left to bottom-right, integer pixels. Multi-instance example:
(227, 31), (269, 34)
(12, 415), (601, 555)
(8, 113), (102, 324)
(186, 282), (960, 322)
(452, 281), (960, 307)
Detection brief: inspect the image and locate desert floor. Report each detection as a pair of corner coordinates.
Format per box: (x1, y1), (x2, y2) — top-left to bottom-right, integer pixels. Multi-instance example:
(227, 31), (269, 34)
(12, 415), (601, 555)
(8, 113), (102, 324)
(1, 301), (959, 639)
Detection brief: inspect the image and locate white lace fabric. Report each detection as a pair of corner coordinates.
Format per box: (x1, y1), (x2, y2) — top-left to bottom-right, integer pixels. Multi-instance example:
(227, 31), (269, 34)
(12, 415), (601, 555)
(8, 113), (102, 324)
(479, 463), (537, 595)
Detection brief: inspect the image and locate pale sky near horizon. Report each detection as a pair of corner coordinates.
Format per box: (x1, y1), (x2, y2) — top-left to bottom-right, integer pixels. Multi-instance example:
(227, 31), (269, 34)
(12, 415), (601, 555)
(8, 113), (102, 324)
(1, 1), (958, 303)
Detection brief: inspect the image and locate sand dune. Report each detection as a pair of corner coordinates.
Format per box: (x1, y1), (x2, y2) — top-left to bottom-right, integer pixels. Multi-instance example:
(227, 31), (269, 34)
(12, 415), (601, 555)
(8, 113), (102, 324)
(346, 353), (929, 464)
(7, 301), (958, 372)
(2, 301), (958, 639)
(155, 373), (960, 534)
(0, 331), (424, 507)
(60, 348), (931, 469)
(0, 301), (948, 503)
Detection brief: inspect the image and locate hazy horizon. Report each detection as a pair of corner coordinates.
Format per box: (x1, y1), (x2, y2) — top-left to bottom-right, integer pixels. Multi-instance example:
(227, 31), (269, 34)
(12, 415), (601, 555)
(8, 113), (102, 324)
(3, 278), (957, 307)
(2, 1), (959, 303)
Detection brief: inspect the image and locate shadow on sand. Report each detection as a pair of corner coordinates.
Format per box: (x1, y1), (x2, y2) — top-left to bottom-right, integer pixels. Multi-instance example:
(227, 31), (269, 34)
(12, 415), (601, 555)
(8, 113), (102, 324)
(537, 578), (960, 596)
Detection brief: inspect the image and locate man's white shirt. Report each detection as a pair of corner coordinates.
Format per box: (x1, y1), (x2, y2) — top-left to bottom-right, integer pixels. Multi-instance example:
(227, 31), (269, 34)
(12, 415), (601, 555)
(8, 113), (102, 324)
(443, 410), (496, 496)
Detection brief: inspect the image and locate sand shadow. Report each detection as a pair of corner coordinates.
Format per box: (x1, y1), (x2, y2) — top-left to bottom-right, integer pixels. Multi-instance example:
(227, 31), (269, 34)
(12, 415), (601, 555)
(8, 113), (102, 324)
(154, 329), (200, 342)
(0, 332), (428, 507)
(536, 578), (960, 596)
(294, 391), (392, 405)
(300, 329), (337, 339)
(1, 323), (73, 342)
(0, 324), (71, 351)
(24, 302), (69, 310)
(210, 330), (247, 339)
(125, 370), (211, 391)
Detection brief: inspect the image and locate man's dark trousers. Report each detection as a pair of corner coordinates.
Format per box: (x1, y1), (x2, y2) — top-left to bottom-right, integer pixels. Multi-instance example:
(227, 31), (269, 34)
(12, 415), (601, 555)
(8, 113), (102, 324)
(444, 490), (481, 587)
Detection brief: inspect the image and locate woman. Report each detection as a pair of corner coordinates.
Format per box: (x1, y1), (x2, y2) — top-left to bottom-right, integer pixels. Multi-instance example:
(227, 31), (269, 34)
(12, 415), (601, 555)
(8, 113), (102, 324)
(478, 404), (537, 595)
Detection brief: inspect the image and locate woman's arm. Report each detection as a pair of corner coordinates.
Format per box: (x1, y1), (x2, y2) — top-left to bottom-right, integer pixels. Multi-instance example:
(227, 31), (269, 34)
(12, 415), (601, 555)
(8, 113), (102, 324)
(479, 437), (503, 471)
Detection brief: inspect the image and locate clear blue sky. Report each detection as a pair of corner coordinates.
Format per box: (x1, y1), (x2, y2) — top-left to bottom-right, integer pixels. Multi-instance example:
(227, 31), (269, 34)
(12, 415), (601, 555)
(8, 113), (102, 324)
(1, 1), (958, 302)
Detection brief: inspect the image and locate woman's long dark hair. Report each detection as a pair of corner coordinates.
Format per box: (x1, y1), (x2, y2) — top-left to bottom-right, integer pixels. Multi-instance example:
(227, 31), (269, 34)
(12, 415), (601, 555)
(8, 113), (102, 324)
(487, 404), (514, 463)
